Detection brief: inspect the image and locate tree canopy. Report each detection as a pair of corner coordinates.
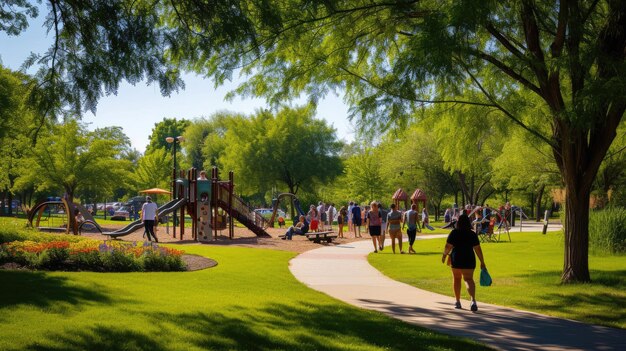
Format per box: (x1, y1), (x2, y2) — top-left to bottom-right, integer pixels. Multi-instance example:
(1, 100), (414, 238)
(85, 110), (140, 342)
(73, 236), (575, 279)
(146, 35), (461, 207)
(21, 120), (132, 203)
(4, 0), (626, 282)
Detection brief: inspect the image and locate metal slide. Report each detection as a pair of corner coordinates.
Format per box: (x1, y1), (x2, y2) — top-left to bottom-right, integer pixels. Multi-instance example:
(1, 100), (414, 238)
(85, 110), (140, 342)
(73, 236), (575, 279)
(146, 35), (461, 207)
(99, 198), (187, 238)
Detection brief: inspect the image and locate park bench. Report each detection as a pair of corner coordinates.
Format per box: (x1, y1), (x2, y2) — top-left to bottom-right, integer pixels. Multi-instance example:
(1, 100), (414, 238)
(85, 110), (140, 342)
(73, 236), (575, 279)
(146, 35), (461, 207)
(305, 231), (337, 243)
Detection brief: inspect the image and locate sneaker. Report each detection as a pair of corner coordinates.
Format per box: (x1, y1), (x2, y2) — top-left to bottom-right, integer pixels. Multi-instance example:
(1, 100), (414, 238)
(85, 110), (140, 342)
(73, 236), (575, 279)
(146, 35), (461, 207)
(455, 301), (462, 309)
(470, 301), (478, 312)
(400, 251), (406, 254)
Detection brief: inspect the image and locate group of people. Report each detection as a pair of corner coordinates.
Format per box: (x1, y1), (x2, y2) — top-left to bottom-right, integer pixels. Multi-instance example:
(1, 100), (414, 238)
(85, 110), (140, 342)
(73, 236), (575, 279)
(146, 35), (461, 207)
(282, 200), (488, 311)
(284, 200), (433, 254)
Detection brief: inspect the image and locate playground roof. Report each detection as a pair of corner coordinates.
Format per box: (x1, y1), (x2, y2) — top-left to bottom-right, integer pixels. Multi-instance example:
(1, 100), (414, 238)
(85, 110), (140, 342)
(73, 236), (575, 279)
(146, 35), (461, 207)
(411, 189), (428, 201)
(139, 188), (172, 195)
(392, 188), (408, 200)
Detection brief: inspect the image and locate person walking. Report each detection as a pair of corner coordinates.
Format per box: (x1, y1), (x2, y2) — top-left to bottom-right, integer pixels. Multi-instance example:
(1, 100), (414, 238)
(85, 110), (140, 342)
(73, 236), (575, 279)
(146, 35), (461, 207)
(347, 201), (355, 233)
(308, 205), (319, 232)
(141, 196), (159, 242)
(386, 203), (404, 254)
(351, 203), (362, 238)
(403, 204), (419, 254)
(379, 202), (389, 251)
(421, 207), (430, 228)
(317, 201), (326, 230)
(327, 203), (336, 231)
(366, 201), (383, 252)
(337, 206), (347, 238)
(441, 213), (486, 311)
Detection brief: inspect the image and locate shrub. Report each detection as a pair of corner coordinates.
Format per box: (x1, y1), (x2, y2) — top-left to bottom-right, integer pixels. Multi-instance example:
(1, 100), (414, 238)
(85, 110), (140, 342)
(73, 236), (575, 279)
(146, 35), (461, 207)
(0, 226), (85, 244)
(589, 207), (626, 254)
(101, 249), (142, 272)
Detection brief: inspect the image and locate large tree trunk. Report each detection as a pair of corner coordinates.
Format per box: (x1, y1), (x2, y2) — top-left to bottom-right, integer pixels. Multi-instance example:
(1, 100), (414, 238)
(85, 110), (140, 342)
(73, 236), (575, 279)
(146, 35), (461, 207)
(535, 184), (545, 222)
(562, 183), (591, 283)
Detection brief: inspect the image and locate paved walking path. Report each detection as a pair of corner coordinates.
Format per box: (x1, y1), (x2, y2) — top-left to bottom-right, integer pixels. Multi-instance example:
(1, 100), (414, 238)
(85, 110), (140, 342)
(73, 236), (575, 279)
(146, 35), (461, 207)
(290, 226), (626, 350)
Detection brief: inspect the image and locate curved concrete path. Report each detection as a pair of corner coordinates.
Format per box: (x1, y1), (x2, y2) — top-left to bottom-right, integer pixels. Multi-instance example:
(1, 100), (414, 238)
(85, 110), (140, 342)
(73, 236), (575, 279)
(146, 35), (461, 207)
(290, 228), (626, 351)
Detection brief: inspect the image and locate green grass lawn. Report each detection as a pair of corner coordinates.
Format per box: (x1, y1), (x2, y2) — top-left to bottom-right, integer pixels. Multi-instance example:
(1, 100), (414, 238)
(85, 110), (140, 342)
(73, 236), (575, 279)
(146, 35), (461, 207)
(369, 232), (626, 329)
(0, 243), (490, 350)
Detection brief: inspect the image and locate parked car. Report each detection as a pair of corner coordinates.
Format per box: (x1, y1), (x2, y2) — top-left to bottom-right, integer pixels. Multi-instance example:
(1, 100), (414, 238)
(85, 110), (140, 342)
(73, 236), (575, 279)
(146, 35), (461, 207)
(111, 207), (130, 221)
(254, 208), (286, 219)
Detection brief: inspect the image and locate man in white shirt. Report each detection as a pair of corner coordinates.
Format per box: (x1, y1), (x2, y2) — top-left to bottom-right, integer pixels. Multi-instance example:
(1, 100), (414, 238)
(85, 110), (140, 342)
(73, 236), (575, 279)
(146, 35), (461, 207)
(326, 203), (336, 230)
(142, 196), (159, 242)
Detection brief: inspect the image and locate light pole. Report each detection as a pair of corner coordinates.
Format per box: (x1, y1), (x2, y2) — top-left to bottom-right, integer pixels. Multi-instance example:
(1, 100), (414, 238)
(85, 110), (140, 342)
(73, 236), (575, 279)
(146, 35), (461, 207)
(165, 136), (184, 237)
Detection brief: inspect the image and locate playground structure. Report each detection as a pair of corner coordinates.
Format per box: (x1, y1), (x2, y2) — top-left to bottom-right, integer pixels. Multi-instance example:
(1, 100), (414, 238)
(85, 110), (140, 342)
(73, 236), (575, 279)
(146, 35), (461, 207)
(27, 167), (272, 240)
(268, 193), (306, 227)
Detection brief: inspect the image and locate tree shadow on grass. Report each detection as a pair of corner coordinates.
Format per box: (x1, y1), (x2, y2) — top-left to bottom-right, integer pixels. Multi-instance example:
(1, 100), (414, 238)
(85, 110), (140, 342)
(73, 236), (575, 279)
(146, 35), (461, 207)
(23, 327), (167, 351)
(517, 269), (626, 328)
(20, 302), (491, 350)
(0, 270), (113, 315)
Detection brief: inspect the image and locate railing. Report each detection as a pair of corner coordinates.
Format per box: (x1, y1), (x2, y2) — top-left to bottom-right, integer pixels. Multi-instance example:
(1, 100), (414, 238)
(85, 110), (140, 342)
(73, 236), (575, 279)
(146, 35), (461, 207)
(217, 183), (270, 229)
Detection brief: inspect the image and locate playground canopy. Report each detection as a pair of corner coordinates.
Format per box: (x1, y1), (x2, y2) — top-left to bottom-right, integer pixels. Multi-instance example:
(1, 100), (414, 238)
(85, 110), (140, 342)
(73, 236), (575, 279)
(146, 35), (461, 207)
(411, 189), (427, 209)
(392, 188), (409, 210)
(139, 188), (172, 195)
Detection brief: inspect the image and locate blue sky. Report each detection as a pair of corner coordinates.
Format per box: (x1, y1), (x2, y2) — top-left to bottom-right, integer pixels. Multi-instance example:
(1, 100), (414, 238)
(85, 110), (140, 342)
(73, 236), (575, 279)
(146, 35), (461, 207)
(0, 10), (355, 153)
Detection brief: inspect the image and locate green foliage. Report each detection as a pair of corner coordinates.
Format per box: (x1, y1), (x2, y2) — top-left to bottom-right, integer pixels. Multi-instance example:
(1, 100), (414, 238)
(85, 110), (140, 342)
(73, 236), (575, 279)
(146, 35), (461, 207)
(145, 117), (190, 154)
(219, 106), (343, 196)
(340, 148), (386, 204)
(19, 119), (133, 202)
(23, 0), (184, 118)
(0, 0), (38, 36)
(0, 226), (84, 244)
(100, 249), (141, 272)
(589, 208), (626, 254)
(133, 148), (172, 191)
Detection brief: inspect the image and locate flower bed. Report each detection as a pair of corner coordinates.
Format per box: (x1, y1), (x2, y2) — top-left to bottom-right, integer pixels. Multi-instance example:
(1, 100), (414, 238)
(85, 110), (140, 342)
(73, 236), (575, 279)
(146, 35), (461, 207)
(0, 239), (187, 272)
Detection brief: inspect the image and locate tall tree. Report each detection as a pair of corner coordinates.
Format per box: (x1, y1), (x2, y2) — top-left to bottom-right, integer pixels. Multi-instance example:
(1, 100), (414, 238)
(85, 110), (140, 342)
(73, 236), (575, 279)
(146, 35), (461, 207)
(22, 120), (131, 203)
(166, 1), (626, 283)
(145, 117), (190, 154)
(220, 106), (343, 196)
(0, 65), (36, 214)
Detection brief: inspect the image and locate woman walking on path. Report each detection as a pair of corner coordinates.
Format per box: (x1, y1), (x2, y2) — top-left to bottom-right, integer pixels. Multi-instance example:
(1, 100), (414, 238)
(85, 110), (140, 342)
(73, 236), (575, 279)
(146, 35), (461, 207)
(386, 203), (404, 254)
(441, 213), (486, 312)
(366, 201), (383, 252)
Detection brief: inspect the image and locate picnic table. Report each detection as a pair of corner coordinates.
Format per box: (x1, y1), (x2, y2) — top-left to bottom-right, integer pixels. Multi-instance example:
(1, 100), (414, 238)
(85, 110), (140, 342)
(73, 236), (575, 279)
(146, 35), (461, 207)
(305, 231), (337, 243)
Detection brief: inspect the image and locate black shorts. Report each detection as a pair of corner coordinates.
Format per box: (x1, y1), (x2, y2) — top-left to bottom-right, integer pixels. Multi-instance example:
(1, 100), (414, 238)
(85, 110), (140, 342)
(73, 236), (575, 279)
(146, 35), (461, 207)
(369, 226), (381, 236)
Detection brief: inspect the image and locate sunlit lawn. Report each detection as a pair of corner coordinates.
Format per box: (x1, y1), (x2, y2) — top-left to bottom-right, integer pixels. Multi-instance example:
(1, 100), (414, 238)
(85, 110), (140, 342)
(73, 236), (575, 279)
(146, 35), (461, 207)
(0, 241), (490, 350)
(369, 231), (626, 328)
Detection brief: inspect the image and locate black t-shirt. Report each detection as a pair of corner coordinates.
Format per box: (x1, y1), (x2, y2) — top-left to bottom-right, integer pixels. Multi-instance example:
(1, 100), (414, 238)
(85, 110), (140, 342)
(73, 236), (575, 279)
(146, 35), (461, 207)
(446, 228), (480, 269)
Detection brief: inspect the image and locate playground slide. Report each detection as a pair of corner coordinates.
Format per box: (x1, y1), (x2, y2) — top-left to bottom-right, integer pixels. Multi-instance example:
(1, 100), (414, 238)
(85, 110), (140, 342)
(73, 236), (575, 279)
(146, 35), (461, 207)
(269, 193), (306, 227)
(103, 198), (187, 238)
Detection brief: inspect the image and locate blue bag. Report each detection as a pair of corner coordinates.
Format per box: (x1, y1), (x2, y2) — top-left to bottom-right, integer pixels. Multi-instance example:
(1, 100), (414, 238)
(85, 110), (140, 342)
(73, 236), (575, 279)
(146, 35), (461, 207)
(480, 268), (492, 287)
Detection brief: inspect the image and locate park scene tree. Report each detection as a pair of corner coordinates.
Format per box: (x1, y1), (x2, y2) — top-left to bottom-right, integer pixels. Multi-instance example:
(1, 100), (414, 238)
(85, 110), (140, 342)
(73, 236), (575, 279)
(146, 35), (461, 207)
(0, 1), (625, 350)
